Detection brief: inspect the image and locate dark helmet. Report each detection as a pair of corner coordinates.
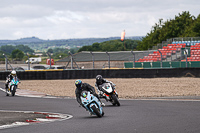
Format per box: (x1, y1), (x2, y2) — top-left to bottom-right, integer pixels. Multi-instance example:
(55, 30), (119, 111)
(96, 75), (103, 84)
(75, 79), (82, 89)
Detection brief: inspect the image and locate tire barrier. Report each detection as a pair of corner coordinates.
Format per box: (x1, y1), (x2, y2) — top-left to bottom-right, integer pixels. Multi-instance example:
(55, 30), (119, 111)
(0, 68), (200, 80)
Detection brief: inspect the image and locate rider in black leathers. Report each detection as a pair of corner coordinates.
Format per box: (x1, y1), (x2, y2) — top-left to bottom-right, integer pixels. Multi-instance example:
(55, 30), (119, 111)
(95, 75), (118, 99)
(75, 80), (105, 108)
(5, 70), (18, 90)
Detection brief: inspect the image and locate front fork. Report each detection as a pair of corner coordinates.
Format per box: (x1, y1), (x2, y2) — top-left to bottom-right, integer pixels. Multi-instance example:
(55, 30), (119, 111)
(113, 90), (118, 97)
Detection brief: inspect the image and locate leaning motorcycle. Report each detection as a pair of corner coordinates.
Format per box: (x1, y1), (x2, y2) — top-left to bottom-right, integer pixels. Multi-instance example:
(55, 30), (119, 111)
(80, 91), (104, 117)
(99, 83), (120, 106)
(7, 77), (19, 96)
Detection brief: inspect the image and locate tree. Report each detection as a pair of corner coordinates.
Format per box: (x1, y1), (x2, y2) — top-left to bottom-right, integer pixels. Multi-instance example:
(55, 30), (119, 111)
(0, 45), (15, 54)
(137, 11), (197, 50)
(192, 14), (200, 36)
(16, 45), (34, 54)
(0, 50), (4, 61)
(92, 43), (100, 51)
(11, 49), (24, 60)
(16, 51), (24, 60)
(47, 48), (53, 53)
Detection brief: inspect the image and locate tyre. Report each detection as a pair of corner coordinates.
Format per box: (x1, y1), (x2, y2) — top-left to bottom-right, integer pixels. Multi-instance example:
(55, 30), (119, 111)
(102, 111), (104, 116)
(111, 94), (120, 106)
(91, 105), (102, 118)
(11, 86), (16, 96)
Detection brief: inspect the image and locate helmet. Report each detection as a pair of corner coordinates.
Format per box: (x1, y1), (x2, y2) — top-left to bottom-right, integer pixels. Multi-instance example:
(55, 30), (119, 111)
(96, 75), (103, 84)
(11, 70), (16, 76)
(75, 80), (82, 89)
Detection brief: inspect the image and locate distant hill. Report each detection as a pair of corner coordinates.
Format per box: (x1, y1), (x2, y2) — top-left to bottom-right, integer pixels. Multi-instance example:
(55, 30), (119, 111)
(0, 36), (143, 52)
(0, 36), (45, 43)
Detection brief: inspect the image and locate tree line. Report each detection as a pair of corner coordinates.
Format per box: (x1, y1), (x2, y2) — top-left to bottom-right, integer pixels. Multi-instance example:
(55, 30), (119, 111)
(0, 44), (79, 61)
(0, 45), (34, 61)
(78, 39), (140, 52)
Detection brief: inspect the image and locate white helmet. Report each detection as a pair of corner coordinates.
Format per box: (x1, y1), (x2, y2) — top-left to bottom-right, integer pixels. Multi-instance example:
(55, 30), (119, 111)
(11, 70), (16, 76)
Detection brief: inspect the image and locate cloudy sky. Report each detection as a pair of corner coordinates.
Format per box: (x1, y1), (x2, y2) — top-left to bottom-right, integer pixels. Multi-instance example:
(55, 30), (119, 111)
(0, 0), (199, 40)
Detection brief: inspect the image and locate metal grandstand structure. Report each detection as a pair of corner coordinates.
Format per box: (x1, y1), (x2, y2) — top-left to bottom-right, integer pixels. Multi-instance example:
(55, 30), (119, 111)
(57, 50), (156, 69)
(57, 37), (200, 69)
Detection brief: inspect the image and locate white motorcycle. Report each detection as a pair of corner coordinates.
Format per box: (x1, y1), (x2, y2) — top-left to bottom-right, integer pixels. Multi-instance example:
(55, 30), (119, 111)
(80, 91), (104, 117)
(6, 77), (19, 96)
(99, 83), (120, 106)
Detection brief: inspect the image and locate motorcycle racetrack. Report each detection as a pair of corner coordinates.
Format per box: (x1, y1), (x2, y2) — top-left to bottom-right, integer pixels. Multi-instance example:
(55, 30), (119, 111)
(1, 81), (200, 133)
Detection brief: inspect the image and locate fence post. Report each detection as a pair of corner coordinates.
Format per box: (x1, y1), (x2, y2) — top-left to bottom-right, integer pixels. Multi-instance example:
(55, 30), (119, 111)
(106, 51), (110, 69)
(131, 50), (135, 68)
(26, 54), (30, 70)
(47, 52), (52, 68)
(3, 53), (8, 71)
(171, 52), (172, 61)
(184, 49), (188, 68)
(90, 51), (94, 69)
(68, 51), (73, 69)
(158, 50), (162, 68)
(2, 53), (13, 71)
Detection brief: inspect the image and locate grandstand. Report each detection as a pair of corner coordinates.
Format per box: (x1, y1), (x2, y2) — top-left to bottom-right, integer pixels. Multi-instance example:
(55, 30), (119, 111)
(136, 43), (185, 62)
(136, 39), (200, 62)
(124, 38), (200, 68)
(181, 42), (200, 61)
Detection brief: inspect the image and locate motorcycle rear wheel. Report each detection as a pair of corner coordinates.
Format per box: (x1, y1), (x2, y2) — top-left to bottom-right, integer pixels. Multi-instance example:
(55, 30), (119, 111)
(111, 94), (120, 106)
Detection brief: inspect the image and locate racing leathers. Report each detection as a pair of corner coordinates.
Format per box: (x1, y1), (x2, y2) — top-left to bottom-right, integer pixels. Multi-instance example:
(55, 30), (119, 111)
(75, 83), (101, 107)
(5, 74), (17, 90)
(95, 79), (117, 99)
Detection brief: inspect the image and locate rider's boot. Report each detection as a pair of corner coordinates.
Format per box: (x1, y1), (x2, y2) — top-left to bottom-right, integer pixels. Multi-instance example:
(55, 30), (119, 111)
(101, 102), (105, 106)
(96, 94), (105, 106)
(102, 94), (109, 101)
(5, 83), (8, 89)
(5, 84), (9, 96)
(89, 112), (93, 116)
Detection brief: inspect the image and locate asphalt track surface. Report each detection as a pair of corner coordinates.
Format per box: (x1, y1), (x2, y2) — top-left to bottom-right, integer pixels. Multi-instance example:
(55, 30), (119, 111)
(1, 82), (200, 132)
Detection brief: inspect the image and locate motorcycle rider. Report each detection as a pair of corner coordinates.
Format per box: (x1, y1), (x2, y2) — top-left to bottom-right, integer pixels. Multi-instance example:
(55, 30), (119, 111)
(95, 75), (118, 100)
(5, 70), (18, 94)
(75, 79), (105, 109)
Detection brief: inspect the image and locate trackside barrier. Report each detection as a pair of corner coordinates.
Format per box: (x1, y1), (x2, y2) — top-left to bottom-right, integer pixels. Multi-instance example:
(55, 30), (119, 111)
(124, 61), (200, 68)
(1, 68), (200, 80)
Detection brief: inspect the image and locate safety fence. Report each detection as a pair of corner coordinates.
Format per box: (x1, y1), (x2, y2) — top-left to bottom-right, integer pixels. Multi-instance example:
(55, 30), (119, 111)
(1, 68), (200, 80)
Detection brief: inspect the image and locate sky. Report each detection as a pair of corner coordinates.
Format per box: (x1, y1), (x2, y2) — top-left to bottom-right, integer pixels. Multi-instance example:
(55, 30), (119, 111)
(0, 0), (199, 40)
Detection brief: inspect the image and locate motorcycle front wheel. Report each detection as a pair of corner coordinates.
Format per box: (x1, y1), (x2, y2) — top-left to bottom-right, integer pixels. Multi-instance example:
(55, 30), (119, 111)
(91, 105), (102, 118)
(11, 86), (16, 96)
